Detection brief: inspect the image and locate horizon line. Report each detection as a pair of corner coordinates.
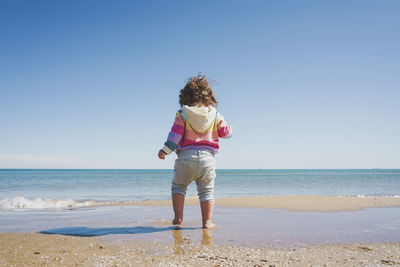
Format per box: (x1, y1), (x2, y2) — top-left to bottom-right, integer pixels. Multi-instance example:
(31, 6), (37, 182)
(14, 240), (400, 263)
(0, 168), (398, 171)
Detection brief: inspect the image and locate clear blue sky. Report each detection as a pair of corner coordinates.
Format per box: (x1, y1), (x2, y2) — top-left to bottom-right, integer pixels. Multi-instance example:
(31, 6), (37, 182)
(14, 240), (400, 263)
(1, 0), (399, 169)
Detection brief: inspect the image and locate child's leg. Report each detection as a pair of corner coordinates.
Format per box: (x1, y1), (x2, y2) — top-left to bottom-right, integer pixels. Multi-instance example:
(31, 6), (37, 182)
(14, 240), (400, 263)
(196, 153), (216, 228)
(200, 200), (215, 228)
(171, 151), (198, 225)
(172, 193), (185, 225)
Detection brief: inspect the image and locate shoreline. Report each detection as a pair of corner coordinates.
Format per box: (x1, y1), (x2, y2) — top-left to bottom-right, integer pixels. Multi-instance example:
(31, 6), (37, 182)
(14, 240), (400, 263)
(2, 195), (400, 213)
(1, 233), (399, 266)
(96, 195), (400, 212)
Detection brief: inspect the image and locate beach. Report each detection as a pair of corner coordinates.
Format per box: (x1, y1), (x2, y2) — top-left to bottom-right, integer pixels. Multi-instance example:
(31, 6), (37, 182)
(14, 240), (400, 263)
(1, 197), (400, 266)
(2, 0), (400, 264)
(1, 169), (400, 265)
(1, 232), (400, 266)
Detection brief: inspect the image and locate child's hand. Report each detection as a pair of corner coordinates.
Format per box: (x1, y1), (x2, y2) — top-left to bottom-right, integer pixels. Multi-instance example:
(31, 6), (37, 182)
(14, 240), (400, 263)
(158, 149), (166, 160)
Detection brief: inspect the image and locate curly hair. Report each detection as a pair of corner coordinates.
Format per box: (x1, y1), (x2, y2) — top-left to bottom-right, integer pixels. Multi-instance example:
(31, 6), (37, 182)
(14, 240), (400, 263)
(179, 73), (218, 107)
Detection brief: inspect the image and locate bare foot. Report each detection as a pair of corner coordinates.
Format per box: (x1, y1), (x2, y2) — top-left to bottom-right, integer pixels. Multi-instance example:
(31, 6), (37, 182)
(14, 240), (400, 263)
(172, 217), (182, 225)
(203, 220), (216, 229)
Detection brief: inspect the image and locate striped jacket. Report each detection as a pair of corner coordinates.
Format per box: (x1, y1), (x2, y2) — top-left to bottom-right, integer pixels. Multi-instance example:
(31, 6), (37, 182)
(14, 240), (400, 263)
(161, 105), (233, 155)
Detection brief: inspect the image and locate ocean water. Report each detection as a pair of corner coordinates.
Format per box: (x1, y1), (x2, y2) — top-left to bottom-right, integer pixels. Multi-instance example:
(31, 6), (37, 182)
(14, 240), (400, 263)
(0, 169), (399, 211)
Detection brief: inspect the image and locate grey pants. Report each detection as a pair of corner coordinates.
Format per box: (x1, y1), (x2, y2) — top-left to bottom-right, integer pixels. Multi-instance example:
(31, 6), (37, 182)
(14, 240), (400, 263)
(171, 149), (216, 202)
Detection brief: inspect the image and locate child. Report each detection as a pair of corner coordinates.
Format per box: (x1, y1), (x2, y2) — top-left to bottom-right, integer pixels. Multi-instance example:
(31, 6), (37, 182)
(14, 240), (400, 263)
(158, 73), (233, 229)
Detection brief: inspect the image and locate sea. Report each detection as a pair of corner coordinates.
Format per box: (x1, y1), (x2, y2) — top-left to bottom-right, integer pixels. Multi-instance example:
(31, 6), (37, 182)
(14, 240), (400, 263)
(1, 169), (399, 211)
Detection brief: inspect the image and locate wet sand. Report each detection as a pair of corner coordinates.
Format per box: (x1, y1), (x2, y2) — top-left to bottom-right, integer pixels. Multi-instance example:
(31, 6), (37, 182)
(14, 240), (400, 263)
(2, 205), (400, 247)
(102, 195), (400, 212)
(1, 232), (399, 266)
(216, 196), (400, 212)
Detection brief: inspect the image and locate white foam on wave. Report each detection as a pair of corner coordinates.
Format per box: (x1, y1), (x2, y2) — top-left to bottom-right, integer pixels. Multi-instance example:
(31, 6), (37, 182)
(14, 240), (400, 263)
(356, 194), (400, 198)
(0, 196), (95, 211)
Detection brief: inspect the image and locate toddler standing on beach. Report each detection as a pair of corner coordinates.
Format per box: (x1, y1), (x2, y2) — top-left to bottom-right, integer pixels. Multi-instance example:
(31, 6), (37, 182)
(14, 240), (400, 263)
(158, 74), (233, 229)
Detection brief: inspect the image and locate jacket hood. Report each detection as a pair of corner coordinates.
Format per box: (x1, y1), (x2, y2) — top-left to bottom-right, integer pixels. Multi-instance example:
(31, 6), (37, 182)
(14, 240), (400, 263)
(182, 105), (217, 133)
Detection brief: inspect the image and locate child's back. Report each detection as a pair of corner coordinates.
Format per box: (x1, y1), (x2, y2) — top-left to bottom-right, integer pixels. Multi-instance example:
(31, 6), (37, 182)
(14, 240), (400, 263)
(158, 73), (233, 228)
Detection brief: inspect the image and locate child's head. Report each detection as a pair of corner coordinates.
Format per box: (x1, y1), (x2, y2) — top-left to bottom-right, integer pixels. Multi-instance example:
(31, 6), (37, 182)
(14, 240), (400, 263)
(179, 73), (218, 107)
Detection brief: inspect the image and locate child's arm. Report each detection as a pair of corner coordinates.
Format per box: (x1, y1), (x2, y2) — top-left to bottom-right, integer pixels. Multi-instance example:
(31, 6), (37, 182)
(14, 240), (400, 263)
(158, 111), (185, 159)
(216, 113), (233, 139)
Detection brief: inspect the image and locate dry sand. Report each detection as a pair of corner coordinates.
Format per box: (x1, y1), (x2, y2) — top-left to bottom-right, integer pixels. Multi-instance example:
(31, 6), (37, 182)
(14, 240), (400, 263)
(102, 195), (400, 212)
(1, 232), (399, 266)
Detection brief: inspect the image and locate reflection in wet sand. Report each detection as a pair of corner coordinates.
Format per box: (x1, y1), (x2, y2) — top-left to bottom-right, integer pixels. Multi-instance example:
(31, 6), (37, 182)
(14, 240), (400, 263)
(201, 229), (213, 246)
(172, 228), (213, 254)
(172, 228), (184, 254)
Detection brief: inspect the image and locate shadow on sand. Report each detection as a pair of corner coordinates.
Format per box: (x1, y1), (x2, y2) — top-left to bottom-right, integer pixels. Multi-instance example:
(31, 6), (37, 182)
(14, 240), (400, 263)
(40, 226), (201, 237)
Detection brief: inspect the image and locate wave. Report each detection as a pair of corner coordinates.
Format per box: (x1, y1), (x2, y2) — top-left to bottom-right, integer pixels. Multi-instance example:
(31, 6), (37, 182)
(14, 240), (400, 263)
(355, 194), (400, 198)
(0, 196), (95, 211)
(2, 195), (400, 211)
